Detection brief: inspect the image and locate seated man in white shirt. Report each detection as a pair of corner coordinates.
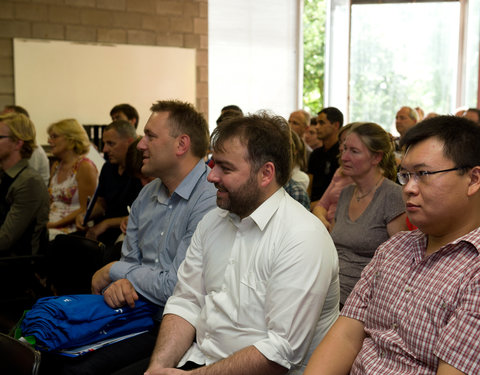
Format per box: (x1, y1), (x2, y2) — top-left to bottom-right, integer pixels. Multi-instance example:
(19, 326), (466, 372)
(143, 112), (340, 375)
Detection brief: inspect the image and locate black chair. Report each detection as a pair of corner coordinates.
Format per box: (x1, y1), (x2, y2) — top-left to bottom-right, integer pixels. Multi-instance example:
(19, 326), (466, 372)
(0, 332), (41, 375)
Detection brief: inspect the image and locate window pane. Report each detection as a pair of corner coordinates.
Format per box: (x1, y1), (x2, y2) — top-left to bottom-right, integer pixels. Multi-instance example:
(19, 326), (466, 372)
(349, 2), (460, 133)
(465, 0), (480, 107)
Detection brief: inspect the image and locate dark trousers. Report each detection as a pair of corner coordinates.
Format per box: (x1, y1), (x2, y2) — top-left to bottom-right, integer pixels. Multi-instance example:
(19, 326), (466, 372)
(39, 325), (159, 375)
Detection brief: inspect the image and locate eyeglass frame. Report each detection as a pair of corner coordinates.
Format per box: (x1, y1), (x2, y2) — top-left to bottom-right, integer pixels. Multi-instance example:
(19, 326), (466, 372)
(397, 166), (470, 185)
(0, 135), (11, 140)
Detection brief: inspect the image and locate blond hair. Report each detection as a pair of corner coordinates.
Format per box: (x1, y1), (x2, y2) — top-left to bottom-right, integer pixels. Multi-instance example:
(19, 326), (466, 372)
(0, 113), (36, 158)
(48, 119), (90, 155)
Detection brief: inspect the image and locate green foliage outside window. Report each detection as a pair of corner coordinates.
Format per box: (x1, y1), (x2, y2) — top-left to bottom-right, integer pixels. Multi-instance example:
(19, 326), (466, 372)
(303, 0), (326, 114)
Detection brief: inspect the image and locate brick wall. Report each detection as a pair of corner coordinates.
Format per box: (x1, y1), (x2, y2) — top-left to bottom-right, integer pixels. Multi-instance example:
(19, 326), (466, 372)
(0, 0), (208, 117)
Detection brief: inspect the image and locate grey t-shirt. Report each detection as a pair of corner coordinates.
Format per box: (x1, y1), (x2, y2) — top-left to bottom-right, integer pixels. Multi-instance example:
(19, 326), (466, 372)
(331, 178), (405, 305)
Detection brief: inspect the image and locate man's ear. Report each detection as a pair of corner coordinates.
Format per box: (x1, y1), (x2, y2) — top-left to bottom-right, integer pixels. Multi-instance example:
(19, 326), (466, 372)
(258, 161), (275, 188)
(13, 139), (24, 153)
(176, 134), (191, 156)
(467, 166), (480, 197)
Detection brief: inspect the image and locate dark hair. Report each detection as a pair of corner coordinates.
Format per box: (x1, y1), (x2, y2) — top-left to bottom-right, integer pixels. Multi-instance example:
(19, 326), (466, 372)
(216, 109), (243, 126)
(4, 105), (30, 118)
(150, 100), (210, 158)
(104, 120), (137, 139)
(211, 112), (292, 186)
(401, 115), (480, 170)
(318, 107), (344, 128)
(110, 104), (139, 129)
(221, 105), (243, 114)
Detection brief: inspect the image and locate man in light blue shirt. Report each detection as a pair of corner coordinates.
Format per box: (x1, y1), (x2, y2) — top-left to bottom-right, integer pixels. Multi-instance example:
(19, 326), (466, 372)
(39, 100), (217, 375)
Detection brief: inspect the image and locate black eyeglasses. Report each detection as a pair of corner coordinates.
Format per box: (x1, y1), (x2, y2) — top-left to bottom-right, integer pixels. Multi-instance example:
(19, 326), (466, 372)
(0, 135), (11, 140)
(397, 167), (467, 185)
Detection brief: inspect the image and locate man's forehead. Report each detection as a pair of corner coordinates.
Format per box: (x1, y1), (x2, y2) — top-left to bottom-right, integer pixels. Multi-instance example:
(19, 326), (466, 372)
(103, 129), (119, 140)
(214, 137), (248, 159)
(402, 137), (446, 165)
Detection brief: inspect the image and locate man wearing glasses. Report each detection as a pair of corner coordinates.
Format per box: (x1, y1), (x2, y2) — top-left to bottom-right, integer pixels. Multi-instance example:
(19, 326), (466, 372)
(305, 115), (480, 375)
(0, 112), (49, 256)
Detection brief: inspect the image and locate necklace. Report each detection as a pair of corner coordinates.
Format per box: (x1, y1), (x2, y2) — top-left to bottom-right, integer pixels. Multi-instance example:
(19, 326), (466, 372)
(355, 176), (384, 203)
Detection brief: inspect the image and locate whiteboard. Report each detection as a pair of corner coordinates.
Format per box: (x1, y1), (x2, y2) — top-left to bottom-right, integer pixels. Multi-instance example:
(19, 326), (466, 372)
(14, 38), (196, 145)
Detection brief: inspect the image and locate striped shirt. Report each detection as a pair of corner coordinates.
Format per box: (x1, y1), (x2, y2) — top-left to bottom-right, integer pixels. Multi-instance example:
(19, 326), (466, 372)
(342, 228), (480, 374)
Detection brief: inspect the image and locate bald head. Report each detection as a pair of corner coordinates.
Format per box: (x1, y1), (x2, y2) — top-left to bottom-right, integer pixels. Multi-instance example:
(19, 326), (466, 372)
(395, 106), (418, 138)
(288, 110), (310, 137)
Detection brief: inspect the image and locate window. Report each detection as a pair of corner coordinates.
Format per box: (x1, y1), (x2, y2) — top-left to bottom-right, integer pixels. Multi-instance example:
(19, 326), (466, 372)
(326, 0), (480, 132)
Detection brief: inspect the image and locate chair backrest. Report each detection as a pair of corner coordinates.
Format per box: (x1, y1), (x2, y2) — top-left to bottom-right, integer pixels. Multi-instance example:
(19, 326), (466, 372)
(0, 333), (41, 375)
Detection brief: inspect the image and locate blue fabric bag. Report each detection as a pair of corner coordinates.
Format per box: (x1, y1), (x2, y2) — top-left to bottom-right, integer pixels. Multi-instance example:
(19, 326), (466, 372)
(21, 294), (156, 352)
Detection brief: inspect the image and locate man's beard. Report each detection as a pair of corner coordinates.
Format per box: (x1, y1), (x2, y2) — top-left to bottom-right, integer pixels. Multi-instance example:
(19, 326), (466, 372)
(216, 173), (262, 218)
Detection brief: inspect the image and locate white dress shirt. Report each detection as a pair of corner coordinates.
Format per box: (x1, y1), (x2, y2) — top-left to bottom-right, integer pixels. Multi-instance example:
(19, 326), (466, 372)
(164, 188), (339, 374)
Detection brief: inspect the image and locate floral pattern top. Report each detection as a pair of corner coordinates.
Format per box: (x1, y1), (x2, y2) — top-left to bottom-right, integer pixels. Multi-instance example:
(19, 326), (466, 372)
(48, 156), (96, 240)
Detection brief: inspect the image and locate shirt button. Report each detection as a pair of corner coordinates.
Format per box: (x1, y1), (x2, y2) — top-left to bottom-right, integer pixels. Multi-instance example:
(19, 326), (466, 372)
(405, 288), (411, 293)
(155, 258), (159, 263)
(392, 323), (398, 330)
(160, 232), (164, 236)
(168, 205), (172, 209)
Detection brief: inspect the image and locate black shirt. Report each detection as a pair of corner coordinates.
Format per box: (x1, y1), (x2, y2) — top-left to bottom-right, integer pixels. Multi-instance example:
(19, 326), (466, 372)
(307, 142), (340, 202)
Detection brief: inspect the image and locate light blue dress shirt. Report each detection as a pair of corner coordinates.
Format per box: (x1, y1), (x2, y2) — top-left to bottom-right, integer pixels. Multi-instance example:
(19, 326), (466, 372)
(109, 160), (217, 314)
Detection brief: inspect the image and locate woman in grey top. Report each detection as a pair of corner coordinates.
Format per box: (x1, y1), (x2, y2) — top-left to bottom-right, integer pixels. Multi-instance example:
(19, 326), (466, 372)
(330, 122), (407, 306)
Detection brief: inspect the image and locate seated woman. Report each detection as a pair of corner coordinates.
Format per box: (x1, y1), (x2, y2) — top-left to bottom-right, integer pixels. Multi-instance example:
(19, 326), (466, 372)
(312, 124), (353, 230)
(331, 122), (407, 306)
(47, 119), (98, 240)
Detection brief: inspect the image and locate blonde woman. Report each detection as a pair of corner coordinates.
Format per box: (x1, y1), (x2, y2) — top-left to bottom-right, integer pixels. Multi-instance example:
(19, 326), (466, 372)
(47, 119), (98, 239)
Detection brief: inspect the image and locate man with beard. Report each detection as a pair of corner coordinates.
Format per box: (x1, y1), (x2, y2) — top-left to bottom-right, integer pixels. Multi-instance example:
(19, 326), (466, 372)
(144, 113), (339, 375)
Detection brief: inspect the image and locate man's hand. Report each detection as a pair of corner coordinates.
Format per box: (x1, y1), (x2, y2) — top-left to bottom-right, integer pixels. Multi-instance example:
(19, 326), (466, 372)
(103, 278), (139, 308)
(91, 262), (115, 295)
(85, 221), (108, 240)
(120, 216), (129, 234)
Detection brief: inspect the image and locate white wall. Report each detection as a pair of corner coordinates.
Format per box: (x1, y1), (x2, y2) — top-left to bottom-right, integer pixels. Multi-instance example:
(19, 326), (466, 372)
(14, 39), (196, 145)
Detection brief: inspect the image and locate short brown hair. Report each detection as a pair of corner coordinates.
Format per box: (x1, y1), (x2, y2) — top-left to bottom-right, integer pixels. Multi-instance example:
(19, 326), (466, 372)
(211, 112), (292, 186)
(150, 100), (210, 158)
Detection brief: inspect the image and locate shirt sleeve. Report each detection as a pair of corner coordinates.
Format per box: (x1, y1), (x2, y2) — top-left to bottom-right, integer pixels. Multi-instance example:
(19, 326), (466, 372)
(110, 188), (216, 306)
(383, 182), (405, 223)
(317, 169), (339, 209)
(434, 271), (480, 374)
(252, 227), (338, 369)
(0, 174), (47, 251)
